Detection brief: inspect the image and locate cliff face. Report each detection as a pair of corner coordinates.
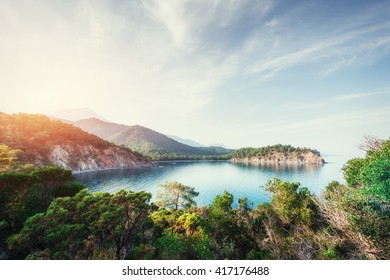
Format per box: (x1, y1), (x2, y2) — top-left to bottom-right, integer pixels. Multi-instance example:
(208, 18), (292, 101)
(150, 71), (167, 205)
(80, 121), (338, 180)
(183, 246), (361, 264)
(230, 151), (325, 165)
(49, 145), (150, 172)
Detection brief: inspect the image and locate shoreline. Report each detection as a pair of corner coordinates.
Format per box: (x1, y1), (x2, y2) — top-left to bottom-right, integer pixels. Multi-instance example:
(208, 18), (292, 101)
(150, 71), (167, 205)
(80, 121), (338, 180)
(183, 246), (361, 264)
(71, 159), (230, 174)
(153, 159), (228, 164)
(229, 159), (327, 165)
(71, 164), (154, 174)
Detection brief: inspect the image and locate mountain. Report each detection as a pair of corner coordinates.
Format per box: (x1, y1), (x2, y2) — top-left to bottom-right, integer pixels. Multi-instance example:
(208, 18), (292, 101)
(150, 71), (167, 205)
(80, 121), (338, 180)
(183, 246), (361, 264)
(51, 108), (108, 122)
(0, 113), (150, 171)
(73, 118), (232, 159)
(75, 118), (128, 139)
(167, 135), (205, 147)
(107, 125), (202, 156)
(209, 143), (228, 149)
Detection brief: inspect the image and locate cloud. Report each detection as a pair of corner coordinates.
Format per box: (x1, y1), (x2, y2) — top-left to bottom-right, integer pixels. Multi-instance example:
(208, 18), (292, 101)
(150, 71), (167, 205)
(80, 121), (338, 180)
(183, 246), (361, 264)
(231, 107), (390, 135)
(334, 87), (390, 101)
(1, 0), (390, 124)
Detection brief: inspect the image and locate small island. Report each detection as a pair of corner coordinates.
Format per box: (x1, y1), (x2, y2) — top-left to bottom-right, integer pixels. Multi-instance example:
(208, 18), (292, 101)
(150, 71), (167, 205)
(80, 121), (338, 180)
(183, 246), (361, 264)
(229, 144), (325, 165)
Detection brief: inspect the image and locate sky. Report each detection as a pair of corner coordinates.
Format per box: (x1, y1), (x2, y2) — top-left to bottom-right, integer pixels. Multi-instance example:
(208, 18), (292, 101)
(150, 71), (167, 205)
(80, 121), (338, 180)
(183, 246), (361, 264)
(1, 0), (389, 157)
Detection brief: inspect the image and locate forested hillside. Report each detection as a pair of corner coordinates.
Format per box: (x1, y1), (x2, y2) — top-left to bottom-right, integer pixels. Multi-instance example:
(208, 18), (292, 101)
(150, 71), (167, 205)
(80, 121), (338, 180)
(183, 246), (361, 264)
(74, 118), (232, 160)
(230, 144), (325, 164)
(0, 113), (150, 171)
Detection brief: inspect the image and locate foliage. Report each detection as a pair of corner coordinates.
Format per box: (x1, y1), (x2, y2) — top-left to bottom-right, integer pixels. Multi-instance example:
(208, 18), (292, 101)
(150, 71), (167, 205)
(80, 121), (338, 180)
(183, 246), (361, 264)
(0, 166), (85, 253)
(0, 145), (19, 172)
(326, 139), (390, 258)
(156, 181), (199, 210)
(0, 144), (35, 173)
(343, 139), (390, 200)
(360, 140), (390, 200)
(265, 179), (318, 226)
(230, 144), (321, 159)
(7, 189), (152, 259)
(154, 234), (185, 259)
(322, 181), (389, 259)
(342, 158), (366, 188)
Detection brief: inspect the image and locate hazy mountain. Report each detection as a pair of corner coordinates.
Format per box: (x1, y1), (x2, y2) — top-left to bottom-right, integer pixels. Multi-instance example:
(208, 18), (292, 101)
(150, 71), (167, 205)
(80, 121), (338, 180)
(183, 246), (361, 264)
(107, 125), (204, 155)
(209, 143), (228, 149)
(75, 118), (128, 139)
(167, 135), (205, 147)
(73, 118), (232, 159)
(51, 108), (107, 122)
(0, 113), (150, 171)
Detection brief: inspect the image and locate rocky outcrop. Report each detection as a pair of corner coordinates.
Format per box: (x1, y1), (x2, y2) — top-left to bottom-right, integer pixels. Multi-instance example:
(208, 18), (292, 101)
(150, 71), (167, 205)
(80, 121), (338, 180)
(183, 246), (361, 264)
(229, 151), (325, 165)
(49, 144), (150, 172)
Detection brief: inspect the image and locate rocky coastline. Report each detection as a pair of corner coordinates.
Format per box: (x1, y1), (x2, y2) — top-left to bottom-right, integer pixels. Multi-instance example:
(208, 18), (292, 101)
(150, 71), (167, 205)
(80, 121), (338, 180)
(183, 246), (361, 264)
(229, 151), (325, 165)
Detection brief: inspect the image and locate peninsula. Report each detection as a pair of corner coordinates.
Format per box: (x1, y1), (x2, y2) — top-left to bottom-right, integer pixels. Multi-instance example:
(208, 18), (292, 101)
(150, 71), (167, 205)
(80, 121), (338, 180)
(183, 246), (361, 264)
(229, 144), (325, 165)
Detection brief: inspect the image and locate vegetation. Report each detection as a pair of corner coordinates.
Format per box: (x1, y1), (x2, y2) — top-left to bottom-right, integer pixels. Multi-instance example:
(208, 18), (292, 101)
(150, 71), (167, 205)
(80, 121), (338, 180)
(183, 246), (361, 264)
(0, 145), (35, 173)
(0, 113), (148, 168)
(0, 166), (85, 256)
(0, 137), (388, 259)
(74, 118), (233, 160)
(107, 126), (233, 160)
(0, 144), (19, 172)
(0, 113), (110, 164)
(230, 144), (321, 159)
(7, 189), (151, 259)
(75, 118), (325, 162)
(156, 182), (199, 210)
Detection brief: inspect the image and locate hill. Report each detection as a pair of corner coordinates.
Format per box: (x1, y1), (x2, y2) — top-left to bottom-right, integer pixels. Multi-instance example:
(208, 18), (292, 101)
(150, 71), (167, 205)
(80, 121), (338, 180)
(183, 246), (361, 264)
(74, 118), (232, 160)
(229, 144), (325, 164)
(0, 113), (150, 171)
(107, 125), (232, 159)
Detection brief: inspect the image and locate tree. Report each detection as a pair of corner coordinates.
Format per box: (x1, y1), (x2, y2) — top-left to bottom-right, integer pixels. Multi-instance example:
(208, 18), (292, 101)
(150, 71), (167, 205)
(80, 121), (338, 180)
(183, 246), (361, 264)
(0, 166), (85, 254)
(323, 138), (390, 258)
(342, 138), (390, 200)
(358, 135), (384, 152)
(156, 181), (199, 210)
(264, 178), (318, 226)
(7, 189), (152, 259)
(360, 139), (390, 201)
(0, 145), (19, 172)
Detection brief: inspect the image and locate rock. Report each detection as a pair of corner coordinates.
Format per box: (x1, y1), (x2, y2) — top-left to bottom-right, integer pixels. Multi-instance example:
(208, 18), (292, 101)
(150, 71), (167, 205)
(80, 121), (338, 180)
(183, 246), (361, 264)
(48, 144), (150, 172)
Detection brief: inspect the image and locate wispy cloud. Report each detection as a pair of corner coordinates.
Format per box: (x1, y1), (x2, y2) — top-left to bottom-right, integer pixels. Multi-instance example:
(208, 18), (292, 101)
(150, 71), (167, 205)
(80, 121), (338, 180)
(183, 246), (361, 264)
(231, 107), (390, 135)
(334, 87), (390, 101)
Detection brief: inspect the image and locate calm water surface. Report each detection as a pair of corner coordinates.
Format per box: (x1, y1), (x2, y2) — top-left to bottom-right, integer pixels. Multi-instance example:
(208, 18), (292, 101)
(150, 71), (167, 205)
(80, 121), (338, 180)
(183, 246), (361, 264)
(74, 155), (348, 207)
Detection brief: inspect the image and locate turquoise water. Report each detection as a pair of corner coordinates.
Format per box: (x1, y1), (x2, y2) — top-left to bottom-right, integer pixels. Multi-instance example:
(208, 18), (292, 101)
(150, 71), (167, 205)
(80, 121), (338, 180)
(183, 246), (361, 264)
(74, 156), (348, 207)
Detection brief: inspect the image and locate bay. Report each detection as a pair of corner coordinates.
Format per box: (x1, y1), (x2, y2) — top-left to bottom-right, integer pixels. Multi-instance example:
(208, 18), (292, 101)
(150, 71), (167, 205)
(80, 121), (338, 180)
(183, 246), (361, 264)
(74, 155), (348, 207)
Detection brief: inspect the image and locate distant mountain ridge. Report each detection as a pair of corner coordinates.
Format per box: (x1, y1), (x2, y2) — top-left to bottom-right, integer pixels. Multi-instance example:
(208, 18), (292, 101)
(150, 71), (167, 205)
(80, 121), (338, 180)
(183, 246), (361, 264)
(167, 135), (205, 147)
(73, 118), (232, 160)
(0, 113), (150, 171)
(75, 118), (128, 139)
(51, 108), (108, 122)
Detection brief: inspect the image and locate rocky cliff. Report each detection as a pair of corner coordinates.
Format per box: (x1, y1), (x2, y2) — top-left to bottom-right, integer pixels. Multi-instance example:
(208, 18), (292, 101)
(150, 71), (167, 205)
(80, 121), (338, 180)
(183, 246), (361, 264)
(49, 144), (150, 172)
(0, 113), (151, 172)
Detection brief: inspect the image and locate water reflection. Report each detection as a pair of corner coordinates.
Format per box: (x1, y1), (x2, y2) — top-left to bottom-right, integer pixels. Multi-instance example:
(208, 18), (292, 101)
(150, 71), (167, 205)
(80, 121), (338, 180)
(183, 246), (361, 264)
(232, 162), (323, 173)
